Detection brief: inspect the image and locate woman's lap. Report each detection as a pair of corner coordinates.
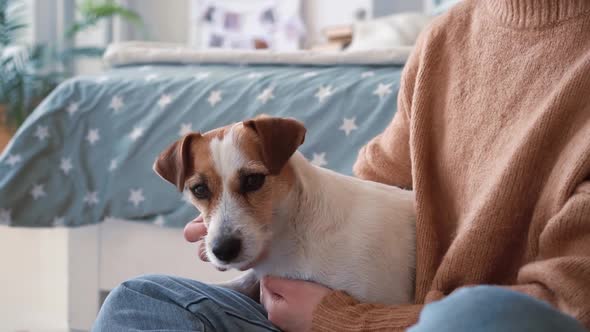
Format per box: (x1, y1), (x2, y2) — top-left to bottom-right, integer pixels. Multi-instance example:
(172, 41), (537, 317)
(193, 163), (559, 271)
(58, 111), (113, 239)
(92, 274), (279, 332)
(93, 274), (585, 332)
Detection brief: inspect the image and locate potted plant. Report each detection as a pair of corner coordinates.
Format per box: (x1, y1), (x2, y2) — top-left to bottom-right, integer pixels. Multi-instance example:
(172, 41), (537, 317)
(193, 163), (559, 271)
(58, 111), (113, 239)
(63, 0), (144, 60)
(0, 0), (143, 152)
(0, 0), (62, 151)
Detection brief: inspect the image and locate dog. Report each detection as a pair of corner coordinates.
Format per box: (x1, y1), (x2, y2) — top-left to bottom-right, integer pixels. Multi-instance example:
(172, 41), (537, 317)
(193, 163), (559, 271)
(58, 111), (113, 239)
(154, 116), (416, 305)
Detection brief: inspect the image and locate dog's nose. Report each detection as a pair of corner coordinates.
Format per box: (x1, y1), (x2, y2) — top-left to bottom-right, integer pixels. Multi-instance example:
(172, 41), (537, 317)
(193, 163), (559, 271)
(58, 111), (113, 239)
(212, 237), (242, 262)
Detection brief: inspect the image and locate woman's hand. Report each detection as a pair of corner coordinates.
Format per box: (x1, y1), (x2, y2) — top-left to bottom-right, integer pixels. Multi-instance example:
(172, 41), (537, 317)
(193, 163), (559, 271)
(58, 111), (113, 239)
(261, 276), (332, 332)
(183, 215), (226, 270)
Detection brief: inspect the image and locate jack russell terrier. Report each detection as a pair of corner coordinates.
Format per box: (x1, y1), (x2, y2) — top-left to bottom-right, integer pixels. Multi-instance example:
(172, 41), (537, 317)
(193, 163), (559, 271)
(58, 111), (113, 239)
(154, 116), (416, 305)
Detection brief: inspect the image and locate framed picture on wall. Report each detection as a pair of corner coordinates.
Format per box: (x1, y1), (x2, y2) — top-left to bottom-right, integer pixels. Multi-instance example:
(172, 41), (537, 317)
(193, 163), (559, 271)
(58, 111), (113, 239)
(189, 0), (304, 51)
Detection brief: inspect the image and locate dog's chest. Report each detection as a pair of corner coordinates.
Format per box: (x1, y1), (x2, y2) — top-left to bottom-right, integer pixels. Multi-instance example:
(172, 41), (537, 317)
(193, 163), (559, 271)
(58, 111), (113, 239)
(254, 238), (322, 281)
(253, 234), (409, 304)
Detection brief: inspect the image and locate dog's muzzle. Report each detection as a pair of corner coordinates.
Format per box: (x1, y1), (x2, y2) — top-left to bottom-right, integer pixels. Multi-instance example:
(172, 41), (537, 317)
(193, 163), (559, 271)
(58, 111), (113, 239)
(211, 236), (242, 262)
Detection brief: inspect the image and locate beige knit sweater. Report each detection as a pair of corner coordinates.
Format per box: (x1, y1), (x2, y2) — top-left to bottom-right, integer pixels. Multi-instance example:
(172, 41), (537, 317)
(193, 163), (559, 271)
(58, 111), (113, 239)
(312, 0), (590, 330)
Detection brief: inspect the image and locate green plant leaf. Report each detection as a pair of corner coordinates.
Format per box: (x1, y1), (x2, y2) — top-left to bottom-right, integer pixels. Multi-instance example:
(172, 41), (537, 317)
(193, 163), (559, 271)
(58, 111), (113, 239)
(0, 0), (27, 46)
(67, 0), (143, 38)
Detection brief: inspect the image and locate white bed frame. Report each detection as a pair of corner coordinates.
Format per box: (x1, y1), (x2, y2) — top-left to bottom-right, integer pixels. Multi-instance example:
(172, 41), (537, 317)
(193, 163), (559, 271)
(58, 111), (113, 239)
(0, 219), (239, 332)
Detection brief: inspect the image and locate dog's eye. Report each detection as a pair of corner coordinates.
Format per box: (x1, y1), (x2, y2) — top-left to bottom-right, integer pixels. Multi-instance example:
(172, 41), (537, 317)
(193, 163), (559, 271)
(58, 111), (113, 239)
(241, 173), (266, 193)
(191, 184), (211, 199)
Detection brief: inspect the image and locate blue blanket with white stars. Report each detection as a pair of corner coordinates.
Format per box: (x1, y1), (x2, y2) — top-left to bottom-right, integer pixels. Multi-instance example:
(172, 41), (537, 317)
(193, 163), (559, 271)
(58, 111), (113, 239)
(0, 63), (403, 228)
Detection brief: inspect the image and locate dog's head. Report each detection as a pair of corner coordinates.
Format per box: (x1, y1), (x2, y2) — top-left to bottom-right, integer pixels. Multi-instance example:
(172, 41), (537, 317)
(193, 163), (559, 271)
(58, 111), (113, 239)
(154, 116), (306, 270)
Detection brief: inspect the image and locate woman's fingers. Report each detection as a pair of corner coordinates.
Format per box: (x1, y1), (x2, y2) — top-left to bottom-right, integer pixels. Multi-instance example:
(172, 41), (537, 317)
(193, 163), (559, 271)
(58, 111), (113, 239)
(184, 215), (206, 242)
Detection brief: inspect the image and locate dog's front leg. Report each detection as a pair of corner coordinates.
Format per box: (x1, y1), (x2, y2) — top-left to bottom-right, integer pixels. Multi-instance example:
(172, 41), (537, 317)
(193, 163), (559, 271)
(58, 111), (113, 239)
(214, 270), (260, 302)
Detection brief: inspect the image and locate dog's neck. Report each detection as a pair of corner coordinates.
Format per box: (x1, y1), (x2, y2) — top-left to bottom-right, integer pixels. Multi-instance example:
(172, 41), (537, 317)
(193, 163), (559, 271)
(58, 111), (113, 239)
(271, 151), (347, 241)
(253, 150), (379, 280)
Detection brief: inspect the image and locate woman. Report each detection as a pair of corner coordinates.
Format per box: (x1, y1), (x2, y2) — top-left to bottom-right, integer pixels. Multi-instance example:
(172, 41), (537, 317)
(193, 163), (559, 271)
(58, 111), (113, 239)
(94, 0), (590, 331)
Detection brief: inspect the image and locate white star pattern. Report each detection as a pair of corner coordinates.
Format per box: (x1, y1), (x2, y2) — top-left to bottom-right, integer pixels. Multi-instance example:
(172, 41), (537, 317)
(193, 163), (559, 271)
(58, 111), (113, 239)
(179, 123), (193, 136)
(129, 127), (144, 141)
(302, 71), (318, 78)
(129, 189), (145, 207)
(31, 184), (46, 200)
(6, 154), (21, 167)
(361, 71), (375, 78)
(53, 216), (65, 227)
(208, 90), (222, 107)
(60, 158), (73, 175)
(153, 215), (166, 227)
(84, 192), (99, 206)
(34, 125), (50, 141)
(247, 72), (263, 79)
(110, 96), (124, 113)
(315, 85), (334, 103)
(66, 102), (79, 116)
(158, 94), (172, 109)
(86, 129), (100, 145)
(194, 72), (211, 80)
(373, 83), (393, 99)
(310, 152), (328, 167)
(145, 73), (159, 82)
(257, 87), (275, 104)
(0, 209), (11, 225)
(108, 159), (118, 172)
(339, 117), (358, 136)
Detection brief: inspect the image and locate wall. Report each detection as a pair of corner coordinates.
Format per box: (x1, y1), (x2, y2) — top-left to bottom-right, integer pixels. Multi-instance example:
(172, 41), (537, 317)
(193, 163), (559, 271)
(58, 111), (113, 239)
(124, 0), (191, 43)
(26, 0), (430, 74)
(121, 0), (425, 47)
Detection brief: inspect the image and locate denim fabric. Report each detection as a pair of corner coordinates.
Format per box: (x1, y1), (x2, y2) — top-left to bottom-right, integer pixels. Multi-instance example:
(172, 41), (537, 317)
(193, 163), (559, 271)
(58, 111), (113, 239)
(409, 286), (586, 332)
(93, 274), (279, 332)
(93, 275), (586, 332)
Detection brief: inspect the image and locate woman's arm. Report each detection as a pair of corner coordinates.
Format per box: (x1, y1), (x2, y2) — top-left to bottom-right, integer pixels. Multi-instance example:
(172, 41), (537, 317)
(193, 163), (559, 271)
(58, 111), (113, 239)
(312, 181), (590, 331)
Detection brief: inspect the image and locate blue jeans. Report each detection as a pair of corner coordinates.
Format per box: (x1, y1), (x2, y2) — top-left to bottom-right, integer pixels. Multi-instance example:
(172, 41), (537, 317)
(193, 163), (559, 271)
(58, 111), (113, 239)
(93, 274), (586, 332)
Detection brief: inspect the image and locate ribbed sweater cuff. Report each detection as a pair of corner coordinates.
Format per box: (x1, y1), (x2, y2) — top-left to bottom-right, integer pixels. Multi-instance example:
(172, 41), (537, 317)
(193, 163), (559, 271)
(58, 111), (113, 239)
(502, 283), (556, 305)
(312, 291), (423, 331)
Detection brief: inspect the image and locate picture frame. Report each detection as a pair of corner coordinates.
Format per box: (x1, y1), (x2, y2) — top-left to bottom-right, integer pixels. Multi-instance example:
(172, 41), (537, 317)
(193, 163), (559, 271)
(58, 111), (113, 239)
(189, 0), (304, 50)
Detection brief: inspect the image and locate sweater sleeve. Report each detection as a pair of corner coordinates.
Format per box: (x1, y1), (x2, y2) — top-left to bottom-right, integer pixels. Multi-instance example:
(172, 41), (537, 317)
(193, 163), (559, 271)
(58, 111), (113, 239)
(312, 291), (423, 331)
(502, 181), (590, 326)
(353, 97), (413, 189)
(352, 32), (422, 189)
(311, 182), (590, 331)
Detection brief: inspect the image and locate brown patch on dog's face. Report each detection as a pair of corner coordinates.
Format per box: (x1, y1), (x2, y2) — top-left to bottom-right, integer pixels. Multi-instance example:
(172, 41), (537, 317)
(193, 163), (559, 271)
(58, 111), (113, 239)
(232, 126), (296, 226)
(182, 131), (222, 225)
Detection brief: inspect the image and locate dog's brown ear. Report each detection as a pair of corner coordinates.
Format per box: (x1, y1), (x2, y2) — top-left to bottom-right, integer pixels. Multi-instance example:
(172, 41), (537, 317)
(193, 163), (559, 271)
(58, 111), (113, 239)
(153, 133), (201, 191)
(243, 117), (306, 174)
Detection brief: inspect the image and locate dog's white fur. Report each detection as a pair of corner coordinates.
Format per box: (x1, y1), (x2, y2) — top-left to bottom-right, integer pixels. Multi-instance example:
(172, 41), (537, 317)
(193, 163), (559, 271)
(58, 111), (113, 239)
(206, 128), (268, 268)
(205, 125), (416, 304)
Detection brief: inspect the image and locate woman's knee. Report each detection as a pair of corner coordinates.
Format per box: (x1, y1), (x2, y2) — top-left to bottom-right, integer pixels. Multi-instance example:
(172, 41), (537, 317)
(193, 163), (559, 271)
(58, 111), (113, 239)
(94, 274), (216, 331)
(99, 274), (176, 313)
(409, 286), (585, 332)
(120, 274), (185, 294)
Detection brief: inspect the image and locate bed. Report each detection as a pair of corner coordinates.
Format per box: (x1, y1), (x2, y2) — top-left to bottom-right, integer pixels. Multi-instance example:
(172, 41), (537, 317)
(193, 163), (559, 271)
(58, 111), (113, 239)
(0, 42), (407, 331)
